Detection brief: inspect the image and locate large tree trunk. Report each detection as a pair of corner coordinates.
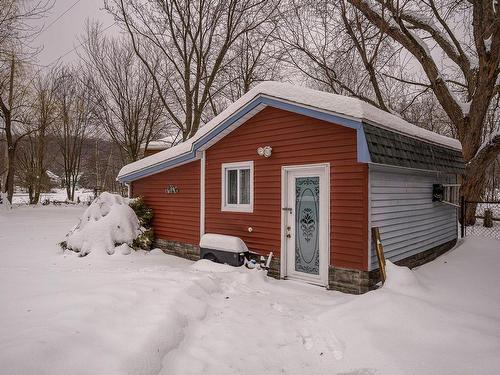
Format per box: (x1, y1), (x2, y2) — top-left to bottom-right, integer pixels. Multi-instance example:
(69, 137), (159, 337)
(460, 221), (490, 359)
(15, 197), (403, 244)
(65, 183), (71, 202)
(33, 183), (41, 204)
(461, 126), (500, 224)
(29, 185), (35, 204)
(345, 0), (500, 227)
(67, 183), (75, 202)
(32, 168), (43, 205)
(4, 146), (16, 204)
(461, 167), (487, 225)
(1, 58), (16, 205)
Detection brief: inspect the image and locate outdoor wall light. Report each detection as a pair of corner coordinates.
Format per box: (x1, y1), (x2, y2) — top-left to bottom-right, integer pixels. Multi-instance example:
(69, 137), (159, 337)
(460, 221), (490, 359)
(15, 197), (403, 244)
(257, 146), (272, 158)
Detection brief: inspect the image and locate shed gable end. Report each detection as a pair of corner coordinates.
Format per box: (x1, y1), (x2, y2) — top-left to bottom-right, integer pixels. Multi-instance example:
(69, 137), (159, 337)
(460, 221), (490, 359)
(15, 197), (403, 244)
(204, 106), (369, 271)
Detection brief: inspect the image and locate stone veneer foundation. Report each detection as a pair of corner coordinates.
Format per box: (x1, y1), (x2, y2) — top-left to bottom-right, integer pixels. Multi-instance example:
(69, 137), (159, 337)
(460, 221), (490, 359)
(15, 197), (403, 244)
(153, 237), (457, 295)
(329, 238), (458, 294)
(154, 238), (200, 261)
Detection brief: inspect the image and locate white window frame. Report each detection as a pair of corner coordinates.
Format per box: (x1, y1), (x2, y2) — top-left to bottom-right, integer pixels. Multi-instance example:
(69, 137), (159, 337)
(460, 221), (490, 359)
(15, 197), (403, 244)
(221, 161), (254, 212)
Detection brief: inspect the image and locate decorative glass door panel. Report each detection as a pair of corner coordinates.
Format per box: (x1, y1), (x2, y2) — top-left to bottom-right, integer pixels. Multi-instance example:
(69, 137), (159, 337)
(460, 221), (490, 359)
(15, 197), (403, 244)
(284, 164), (328, 286)
(295, 177), (320, 275)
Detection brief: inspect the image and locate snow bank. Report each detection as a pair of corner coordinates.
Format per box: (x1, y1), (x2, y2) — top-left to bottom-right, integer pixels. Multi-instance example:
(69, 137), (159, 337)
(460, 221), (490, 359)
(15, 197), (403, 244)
(114, 243), (134, 255)
(383, 261), (422, 292)
(149, 248), (166, 256)
(10, 188), (94, 205)
(191, 259), (237, 273)
(63, 192), (141, 256)
(0, 192), (11, 210)
(2, 208), (500, 375)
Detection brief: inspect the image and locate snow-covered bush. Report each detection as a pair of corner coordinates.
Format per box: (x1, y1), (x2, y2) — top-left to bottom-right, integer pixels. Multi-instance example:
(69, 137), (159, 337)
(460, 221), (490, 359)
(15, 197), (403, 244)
(62, 192), (142, 256)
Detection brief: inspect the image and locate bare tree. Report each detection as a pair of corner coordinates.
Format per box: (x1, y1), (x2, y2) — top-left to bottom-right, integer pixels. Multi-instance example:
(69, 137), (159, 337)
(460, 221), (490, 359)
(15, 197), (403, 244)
(15, 132), (38, 202)
(0, 56), (34, 203)
(481, 92), (500, 199)
(80, 135), (124, 193)
(30, 71), (57, 203)
(53, 67), (93, 201)
(346, 0), (500, 223)
(397, 90), (454, 137)
(105, 0), (280, 140)
(15, 69), (58, 204)
(219, 25), (284, 104)
(0, 0), (52, 204)
(81, 23), (165, 163)
(278, 0), (398, 111)
(0, 0), (52, 57)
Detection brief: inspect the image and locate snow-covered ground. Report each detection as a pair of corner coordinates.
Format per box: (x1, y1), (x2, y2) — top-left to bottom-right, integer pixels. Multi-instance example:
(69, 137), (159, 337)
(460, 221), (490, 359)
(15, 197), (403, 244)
(1, 206), (499, 375)
(10, 188), (94, 205)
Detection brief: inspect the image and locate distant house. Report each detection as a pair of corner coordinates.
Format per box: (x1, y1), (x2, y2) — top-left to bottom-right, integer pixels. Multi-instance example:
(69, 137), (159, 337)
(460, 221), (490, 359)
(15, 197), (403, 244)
(141, 133), (181, 158)
(118, 82), (464, 294)
(46, 170), (62, 187)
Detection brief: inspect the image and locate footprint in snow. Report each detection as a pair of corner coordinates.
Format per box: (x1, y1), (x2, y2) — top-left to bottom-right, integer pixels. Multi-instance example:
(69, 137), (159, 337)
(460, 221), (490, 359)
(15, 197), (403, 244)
(271, 302), (285, 313)
(316, 330), (345, 360)
(303, 336), (314, 350)
(299, 327), (345, 360)
(299, 328), (314, 350)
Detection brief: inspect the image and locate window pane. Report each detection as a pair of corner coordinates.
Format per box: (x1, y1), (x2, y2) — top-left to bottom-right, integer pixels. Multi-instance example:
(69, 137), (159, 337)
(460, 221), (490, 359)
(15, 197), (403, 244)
(227, 169), (238, 204)
(239, 168), (250, 204)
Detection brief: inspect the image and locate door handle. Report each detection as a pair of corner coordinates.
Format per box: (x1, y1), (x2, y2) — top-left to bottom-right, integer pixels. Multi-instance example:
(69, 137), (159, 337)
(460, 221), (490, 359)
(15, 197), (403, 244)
(282, 207), (292, 213)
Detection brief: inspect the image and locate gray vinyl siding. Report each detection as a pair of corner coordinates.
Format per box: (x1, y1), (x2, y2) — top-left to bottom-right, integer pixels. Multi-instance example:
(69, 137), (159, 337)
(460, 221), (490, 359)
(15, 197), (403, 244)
(369, 165), (458, 270)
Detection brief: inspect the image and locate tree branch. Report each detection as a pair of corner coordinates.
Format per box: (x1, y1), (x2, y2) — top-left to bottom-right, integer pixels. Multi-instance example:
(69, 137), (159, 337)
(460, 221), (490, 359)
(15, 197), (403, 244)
(348, 0), (465, 124)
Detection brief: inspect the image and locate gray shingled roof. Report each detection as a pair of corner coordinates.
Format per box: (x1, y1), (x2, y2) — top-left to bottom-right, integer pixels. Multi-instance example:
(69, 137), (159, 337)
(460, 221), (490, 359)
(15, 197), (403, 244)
(363, 124), (465, 174)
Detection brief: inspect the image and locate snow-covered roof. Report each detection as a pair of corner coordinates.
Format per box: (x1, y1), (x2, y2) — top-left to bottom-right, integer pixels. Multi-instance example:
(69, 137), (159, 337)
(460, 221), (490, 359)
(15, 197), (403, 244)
(141, 132), (181, 151)
(46, 170), (61, 182)
(144, 139), (172, 151)
(118, 82), (462, 182)
(144, 140), (170, 151)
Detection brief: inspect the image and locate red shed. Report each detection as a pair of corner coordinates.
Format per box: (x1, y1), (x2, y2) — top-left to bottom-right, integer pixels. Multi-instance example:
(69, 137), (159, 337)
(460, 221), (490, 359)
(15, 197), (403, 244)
(118, 82), (464, 294)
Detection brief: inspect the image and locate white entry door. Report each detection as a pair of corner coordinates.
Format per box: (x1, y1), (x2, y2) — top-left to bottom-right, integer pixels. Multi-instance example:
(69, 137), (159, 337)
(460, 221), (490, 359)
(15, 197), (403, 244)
(282, 164), (329, 286)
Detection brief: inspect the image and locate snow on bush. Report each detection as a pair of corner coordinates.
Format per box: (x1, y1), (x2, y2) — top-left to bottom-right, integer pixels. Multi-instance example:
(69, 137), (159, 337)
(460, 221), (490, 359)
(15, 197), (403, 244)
(62, 192), (141, 256)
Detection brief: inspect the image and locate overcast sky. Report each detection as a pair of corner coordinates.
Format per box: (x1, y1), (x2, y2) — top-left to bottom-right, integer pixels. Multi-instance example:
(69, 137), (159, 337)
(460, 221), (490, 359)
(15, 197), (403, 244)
(33, 0), (118, 67)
